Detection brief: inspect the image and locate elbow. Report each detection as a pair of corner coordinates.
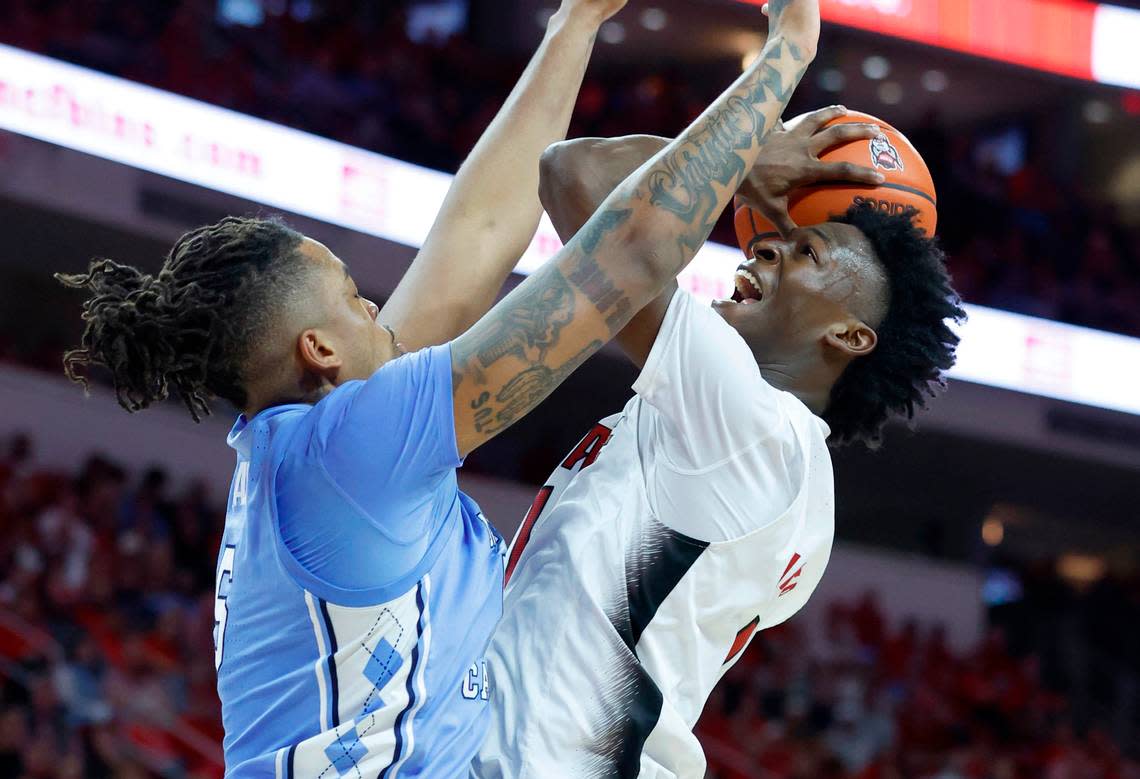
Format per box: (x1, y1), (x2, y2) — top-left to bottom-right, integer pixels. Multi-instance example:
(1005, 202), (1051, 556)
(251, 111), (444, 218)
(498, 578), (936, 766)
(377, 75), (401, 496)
(537, 146), (561, 216)
(539, 138), (607, 215)
(539, 140), (579, 214)
(609, 212), (677, 295)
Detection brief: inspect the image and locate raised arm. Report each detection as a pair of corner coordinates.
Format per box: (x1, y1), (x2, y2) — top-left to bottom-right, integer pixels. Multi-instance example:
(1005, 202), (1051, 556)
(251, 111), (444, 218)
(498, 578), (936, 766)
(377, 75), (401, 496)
(539, 134), (673, 365)
(449, 0), (823, 456)
(538, 107), (887, 365)
(378, 0), (628, 352)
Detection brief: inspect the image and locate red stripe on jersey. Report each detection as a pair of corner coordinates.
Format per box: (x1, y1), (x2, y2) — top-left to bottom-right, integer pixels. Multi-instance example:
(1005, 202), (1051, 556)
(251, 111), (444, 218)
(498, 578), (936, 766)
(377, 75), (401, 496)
(504, 486), (553, 585)
(725, 616), (760, 664)
(780, 552), (802, 581)
(560, 423), (613, 472)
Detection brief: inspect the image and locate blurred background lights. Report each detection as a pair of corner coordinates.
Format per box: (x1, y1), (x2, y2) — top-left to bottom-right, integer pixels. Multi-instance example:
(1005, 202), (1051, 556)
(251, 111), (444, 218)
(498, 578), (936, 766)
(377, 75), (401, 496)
(600, 20), (626, 44)
(982, 517), (1005, 547)
(921, 69), (949, 92)
(640, 7), (668, 31)
(862, 55), (891, 80)
(878, 81), (904, 105)
(817, 67), (846, 92)
(1084, 99), (1113, 124)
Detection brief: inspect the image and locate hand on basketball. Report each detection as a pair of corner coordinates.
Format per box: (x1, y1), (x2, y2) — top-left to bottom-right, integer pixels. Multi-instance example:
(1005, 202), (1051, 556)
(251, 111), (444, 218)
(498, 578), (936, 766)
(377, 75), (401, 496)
(761, 0), (821, 57)
(736, 105), (886, 237)
(558, 0), (629, 28)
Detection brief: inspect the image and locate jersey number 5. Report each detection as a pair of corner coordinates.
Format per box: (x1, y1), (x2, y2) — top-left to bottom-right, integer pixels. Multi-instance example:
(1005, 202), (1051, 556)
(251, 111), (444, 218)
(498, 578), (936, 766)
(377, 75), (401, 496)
(213, 544), (236, 670)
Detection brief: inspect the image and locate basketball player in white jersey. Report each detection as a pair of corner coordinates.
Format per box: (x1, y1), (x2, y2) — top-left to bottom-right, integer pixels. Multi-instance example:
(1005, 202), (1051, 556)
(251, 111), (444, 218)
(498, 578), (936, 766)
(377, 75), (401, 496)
(471, 101), (965, 777)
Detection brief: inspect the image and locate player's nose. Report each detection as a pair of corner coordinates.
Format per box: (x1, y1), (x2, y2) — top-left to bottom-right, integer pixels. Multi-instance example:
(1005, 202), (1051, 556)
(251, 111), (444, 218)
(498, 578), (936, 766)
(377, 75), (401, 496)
(752, 239), (789, 266)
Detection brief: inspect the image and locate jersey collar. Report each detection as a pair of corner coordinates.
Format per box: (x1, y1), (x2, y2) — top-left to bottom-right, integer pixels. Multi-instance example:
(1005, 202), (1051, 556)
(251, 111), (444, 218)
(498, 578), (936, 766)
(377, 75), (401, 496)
(227, 404), (307, 458)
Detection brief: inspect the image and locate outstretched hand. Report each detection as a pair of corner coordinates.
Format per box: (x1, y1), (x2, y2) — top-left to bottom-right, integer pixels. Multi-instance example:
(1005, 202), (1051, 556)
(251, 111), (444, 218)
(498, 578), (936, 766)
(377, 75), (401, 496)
(736, 105), (886, 236)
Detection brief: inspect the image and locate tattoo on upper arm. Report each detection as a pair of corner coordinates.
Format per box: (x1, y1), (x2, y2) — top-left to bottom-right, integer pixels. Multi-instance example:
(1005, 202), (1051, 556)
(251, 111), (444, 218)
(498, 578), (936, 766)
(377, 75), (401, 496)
(452, 207), (637, 441)
(452, 264), (582, 431)
(467, 339), (602, 436)
(453, 272), (576, 387)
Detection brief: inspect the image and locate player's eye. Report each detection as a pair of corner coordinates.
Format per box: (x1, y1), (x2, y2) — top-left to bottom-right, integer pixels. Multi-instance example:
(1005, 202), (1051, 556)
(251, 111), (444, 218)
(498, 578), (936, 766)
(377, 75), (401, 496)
(803, 244), (818, 264)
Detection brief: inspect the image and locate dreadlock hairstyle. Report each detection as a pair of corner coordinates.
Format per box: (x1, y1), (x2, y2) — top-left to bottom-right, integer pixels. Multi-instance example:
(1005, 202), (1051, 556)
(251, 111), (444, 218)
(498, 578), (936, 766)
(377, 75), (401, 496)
(56, 216), (306, 422)
(824, 202), (966, 448)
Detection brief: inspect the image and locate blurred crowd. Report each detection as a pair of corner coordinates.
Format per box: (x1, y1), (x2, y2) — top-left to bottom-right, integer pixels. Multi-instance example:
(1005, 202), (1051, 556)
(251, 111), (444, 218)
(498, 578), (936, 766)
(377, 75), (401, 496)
(1, 432), (1136, 778)
(0, 434), (226, 778)
(2, 0), (1140, 338)
(699, 594), (1140, 779)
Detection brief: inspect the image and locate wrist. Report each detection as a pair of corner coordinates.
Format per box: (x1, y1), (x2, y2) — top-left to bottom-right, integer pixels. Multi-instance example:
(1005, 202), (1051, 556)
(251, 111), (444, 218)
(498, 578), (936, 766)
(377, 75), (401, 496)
(761, 33), (818, 63)
(548, 6), (607, 39)
(738, 175), (765, 204)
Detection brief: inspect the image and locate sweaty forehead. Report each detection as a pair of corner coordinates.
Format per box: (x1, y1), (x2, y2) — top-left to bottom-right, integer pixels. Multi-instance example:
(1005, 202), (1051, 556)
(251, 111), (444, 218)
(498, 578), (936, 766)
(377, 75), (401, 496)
(808, 222), (876, 270)
(808, 222), (888, 324)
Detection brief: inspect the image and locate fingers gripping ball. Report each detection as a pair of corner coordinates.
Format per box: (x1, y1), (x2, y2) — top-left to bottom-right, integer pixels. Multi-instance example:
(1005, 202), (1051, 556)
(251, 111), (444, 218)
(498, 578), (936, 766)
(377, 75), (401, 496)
(733, 111), (937, 258)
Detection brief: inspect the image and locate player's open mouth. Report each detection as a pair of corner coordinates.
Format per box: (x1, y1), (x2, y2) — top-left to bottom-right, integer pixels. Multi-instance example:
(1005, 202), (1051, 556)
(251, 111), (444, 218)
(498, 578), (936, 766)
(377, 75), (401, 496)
(731, 268), (764, 305)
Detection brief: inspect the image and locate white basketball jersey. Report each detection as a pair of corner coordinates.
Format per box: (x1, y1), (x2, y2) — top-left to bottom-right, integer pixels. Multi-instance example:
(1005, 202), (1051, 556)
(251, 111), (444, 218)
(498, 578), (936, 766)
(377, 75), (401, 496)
(474, 290), (836, 779)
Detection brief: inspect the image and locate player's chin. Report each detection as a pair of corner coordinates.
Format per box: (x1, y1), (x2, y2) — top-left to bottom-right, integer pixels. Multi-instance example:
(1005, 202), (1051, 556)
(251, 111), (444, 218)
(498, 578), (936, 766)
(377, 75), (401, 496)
(711, 296), (765, 327)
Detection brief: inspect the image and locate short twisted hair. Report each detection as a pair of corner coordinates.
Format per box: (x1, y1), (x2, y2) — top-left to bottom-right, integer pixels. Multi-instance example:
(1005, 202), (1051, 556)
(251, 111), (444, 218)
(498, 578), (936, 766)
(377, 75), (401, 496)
(56, 216), (305, 421)
(825, 203), (966, 447)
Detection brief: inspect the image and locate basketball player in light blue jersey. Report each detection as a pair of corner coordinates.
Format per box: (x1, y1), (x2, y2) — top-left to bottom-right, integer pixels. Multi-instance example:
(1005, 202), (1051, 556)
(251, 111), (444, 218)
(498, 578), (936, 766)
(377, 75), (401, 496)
(56, 0), (822, 775)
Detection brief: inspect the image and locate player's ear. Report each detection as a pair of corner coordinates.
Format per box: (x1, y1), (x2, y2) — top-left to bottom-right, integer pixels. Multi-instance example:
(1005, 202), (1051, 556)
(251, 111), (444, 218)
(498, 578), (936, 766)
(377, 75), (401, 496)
(824, 320), (877, 358)
(298, 328), (343, 377)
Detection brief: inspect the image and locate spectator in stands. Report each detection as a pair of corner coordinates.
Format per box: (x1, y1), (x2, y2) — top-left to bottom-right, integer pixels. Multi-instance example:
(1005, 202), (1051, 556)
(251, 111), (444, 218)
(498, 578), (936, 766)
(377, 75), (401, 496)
(1, 430), (1138, 776)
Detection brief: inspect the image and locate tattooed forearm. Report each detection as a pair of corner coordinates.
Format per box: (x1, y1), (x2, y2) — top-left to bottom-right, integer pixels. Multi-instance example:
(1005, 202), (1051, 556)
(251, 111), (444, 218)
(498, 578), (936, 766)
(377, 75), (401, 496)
(450, 4), (818, 454)
(566, 208), (634, 332)
(451, 205), (632, 447)
(452, 209), (631, 383)
(577, 207), (632, 254)
(468, 339), (602, 436)
(644, 96), (755, 250)
(565, 248), (633, 337)
(465, 271), (576, 375)
(643, 38), (808, 255)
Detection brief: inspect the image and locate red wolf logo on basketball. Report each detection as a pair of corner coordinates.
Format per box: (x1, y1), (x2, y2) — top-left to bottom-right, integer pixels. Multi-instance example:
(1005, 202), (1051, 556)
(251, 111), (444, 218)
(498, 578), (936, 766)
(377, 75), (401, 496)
(869, 135), (905, 172)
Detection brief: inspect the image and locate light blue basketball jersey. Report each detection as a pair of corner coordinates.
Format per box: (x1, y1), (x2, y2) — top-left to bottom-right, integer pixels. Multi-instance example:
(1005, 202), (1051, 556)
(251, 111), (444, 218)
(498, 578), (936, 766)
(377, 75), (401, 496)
(213, 344), (504, 778)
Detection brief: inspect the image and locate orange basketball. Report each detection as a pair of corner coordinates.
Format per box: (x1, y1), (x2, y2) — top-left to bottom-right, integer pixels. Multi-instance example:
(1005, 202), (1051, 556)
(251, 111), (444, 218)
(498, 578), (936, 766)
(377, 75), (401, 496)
(733, 111), (937, 259)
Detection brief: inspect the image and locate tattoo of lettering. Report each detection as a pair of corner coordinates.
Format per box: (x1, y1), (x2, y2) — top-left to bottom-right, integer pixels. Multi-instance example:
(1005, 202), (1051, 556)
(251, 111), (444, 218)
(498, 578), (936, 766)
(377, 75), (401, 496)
(566, 208), (634, 334)
(644, 38), (807, 257)
(565, 214), (638, 333)
(468, 341), (603, 436)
